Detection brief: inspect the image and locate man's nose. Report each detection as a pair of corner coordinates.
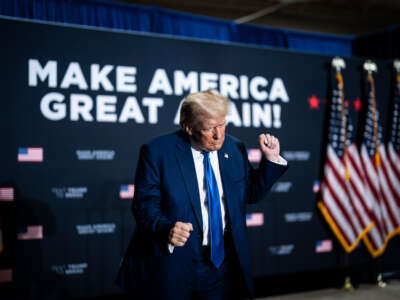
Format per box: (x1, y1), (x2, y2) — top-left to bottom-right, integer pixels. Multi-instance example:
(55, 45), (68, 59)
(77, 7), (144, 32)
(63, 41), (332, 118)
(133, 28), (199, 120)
(213, 127), (223, 139)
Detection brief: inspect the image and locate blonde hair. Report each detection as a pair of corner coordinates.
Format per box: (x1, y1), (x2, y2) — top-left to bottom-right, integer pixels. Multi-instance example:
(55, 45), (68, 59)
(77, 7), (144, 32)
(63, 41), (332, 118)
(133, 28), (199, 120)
(179, 90), (230, 128)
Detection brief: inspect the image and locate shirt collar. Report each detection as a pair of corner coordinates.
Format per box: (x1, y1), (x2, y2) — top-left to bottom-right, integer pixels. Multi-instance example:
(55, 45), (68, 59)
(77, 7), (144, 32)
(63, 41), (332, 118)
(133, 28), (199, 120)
(191, 147), (217, 159)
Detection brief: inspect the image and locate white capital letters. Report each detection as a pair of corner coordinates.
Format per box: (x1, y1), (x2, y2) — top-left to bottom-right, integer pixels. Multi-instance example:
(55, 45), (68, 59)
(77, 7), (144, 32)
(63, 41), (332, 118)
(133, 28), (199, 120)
(269, 78), (289, 102)
(91, 65), (114, 91)
(40, 92), (65, 120)
(61, 62), (88, 90)
(142, 97), (164, 124)
(220, 74), (239, 99)
(148, 69), (173, 95)
(97, 95), (117, 122)
(70, 94), (94, 121)
(200, 72), (218, 91)
(252, 103), (271, 127)
(116, 66), (137, 93)
(29, 59), (57, 87)
(119, 96), (145, 123)
(174, 71), (198, 95)
(249, 76), (268, 101)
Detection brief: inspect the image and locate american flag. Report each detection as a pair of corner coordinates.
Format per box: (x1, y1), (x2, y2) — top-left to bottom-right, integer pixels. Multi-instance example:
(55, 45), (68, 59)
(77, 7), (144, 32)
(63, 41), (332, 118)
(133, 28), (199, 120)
(361, 70), (400, 257)
(387, 71), (400, 208)
(315, 239), (333, 253)
(17, 225), (43, 240)
(0, 187), (14, 201)
(120, 184), (135, 199)
(246, 212), (264, 227)
(18, 147), (43, 162)
(247, 148), (262, 163)
(319, 66), (373, 253)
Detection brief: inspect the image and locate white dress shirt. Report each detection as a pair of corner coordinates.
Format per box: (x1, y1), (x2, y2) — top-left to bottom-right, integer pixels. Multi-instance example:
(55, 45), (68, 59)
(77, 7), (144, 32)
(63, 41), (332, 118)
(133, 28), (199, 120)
(191, 147), (226, 246)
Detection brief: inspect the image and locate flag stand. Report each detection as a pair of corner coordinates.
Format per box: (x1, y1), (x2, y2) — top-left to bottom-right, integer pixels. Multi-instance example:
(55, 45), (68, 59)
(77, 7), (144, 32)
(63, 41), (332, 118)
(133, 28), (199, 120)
(376, 257), (387, 288)
(377, 273), (387, 288)
(343, 276), (355, 291)
(342, 253), (355, 291)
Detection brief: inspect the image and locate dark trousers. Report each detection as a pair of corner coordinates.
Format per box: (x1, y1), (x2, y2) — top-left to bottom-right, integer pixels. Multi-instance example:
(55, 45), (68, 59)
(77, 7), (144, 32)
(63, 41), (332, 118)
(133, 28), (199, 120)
(189, 232), (247, 300)
(125, 232), (248, 300)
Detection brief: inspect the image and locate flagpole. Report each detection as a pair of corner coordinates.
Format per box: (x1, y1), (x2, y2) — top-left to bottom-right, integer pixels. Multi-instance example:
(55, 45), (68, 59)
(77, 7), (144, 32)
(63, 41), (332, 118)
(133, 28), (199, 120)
(332, 57), (355, 291)
(362, 60), (392, 288)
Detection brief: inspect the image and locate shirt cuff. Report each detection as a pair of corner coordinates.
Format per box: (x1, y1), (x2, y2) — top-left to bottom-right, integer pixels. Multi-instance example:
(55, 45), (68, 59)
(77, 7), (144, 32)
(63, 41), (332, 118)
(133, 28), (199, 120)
(168, 243), (175, 254)
(269, 155), (287, 166)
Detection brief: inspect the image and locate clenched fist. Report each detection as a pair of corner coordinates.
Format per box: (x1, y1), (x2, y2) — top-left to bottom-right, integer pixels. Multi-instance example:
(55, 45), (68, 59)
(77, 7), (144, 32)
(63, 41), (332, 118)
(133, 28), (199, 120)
(168, 222), (193, 247)
(258, 133), (280, 163)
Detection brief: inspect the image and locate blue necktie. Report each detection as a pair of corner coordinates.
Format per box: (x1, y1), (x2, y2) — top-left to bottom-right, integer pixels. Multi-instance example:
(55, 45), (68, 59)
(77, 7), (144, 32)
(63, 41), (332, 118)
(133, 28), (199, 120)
(203, 151), (225, 268)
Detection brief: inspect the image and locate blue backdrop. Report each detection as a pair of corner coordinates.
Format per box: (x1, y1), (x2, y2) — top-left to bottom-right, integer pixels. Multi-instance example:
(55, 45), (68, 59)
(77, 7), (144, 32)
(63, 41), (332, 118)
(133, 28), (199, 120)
(0, 0), (361, 57)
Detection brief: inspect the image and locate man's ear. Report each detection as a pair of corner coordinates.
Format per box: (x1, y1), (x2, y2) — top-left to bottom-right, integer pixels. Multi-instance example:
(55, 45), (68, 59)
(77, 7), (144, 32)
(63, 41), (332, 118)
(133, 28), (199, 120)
(184, 124), (193, 136)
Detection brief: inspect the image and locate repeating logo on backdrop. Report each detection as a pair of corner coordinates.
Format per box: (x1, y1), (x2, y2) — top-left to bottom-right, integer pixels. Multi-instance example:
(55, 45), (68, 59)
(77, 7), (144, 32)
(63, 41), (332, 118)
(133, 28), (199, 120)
(52, 187), (87, 199)
(76, 223), (116, 235)
(269, 244), (295, 255)
(282, 151), (310, 161)
(284, 212), (313, 223)
(51, 263), (88, 275)
(76, 150), (115, 160)
(271, 181), (292, 193)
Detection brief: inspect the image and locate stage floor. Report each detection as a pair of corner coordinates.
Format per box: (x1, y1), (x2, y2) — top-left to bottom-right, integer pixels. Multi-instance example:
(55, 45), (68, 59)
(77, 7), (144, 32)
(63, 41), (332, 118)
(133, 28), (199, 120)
(261, 279), (400, 300)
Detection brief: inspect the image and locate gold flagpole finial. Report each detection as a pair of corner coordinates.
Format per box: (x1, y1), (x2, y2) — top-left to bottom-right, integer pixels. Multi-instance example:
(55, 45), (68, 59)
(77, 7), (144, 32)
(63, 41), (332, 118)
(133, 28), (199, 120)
(394, 60), (400, 83)
(394, 59), (400, 73)
(363, 60), (378, 75)
(332, 57), (346, 73)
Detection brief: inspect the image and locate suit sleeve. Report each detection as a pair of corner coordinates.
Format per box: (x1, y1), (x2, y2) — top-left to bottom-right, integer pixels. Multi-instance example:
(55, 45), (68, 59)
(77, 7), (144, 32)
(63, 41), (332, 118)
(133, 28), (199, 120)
(239, 142), (288, 204)
(131, 144), (174, 251)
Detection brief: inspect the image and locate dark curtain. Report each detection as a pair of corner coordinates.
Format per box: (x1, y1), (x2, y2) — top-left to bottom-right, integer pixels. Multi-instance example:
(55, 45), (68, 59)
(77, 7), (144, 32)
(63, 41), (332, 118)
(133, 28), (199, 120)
(1, 0), (397, 59)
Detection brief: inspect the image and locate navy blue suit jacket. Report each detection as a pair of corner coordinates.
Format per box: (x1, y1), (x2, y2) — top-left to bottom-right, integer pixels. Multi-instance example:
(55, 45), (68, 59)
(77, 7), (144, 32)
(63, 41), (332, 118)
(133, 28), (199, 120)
(117, 130), (288, 299)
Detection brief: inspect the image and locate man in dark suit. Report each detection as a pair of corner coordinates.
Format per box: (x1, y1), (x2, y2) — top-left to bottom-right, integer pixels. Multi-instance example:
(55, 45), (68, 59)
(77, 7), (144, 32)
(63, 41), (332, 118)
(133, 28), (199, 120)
(117, 90), (288, 300)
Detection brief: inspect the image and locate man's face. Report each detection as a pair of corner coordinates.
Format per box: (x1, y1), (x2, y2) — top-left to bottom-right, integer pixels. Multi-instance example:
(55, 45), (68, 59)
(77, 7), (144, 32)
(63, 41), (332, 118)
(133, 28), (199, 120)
(185, 116), (226, 152)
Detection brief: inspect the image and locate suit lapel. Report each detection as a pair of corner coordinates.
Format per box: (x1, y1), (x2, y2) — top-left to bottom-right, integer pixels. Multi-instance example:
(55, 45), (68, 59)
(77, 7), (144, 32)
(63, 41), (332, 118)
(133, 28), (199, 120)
(175, 134), (203, 232)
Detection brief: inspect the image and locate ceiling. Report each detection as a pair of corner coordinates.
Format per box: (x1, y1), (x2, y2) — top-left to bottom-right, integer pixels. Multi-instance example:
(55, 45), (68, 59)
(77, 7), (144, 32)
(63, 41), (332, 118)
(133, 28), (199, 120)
(111, 0), (400, 36)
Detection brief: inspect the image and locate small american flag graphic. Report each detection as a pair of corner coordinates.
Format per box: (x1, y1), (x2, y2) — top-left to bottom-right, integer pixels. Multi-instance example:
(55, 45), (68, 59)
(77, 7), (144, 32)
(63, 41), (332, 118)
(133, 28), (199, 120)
(0, 269), (12, 283)
(315, 239), (333, 253)
(18, 147), (43, 162)
(0, 227), (3, 254)
(120, 184), (134, 199)
(18, 225), (43, 240)
(246, 213), (264, 227)
(312, 180), (320, 193)
(0, 187), (14, 201)
(247, 148), (262, 163)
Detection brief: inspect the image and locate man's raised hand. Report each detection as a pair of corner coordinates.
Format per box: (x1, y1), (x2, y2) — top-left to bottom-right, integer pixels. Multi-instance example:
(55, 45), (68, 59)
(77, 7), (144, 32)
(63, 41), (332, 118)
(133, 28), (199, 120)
(258, 133), (280, 163)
